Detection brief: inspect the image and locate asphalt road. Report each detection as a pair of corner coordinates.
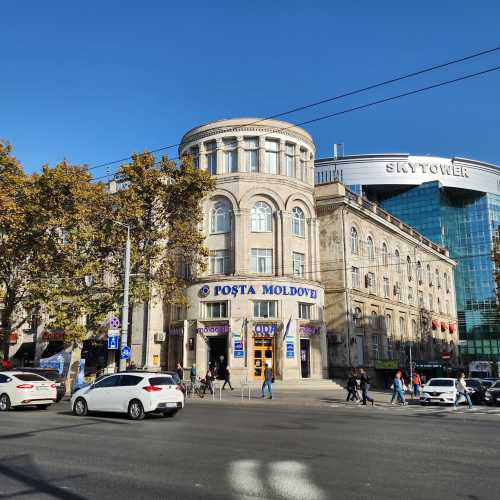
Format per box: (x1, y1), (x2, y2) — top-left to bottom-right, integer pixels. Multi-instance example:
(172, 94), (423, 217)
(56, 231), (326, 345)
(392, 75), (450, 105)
(0, 392), (499, 500)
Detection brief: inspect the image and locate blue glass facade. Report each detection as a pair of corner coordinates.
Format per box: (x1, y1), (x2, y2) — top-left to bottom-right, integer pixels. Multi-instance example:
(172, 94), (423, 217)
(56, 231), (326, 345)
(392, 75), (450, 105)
(372, 182), (500, 360)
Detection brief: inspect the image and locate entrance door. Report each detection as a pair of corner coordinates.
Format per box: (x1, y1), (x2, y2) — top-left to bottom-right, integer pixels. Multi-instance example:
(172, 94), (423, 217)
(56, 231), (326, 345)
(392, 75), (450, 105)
(208, 336), (228, 378)
(300, 339), (311, 378)
(254, 338), (273, 380)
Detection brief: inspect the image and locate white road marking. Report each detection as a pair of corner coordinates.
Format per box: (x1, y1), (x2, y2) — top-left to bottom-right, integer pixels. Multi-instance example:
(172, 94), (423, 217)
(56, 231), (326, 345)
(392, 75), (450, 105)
(229, 459), (265, 499)
(269, 461), (327, 500)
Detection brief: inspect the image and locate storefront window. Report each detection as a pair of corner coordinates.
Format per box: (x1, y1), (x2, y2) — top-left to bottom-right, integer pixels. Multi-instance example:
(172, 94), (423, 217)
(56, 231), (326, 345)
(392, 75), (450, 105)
(253, 300), (277, 318)
(205, 302), (228, 319)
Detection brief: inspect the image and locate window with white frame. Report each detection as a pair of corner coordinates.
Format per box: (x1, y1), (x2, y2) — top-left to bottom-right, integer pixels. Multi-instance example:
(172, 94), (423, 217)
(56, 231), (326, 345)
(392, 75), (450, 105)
(372, 335), (380, 360)
(367, 236), (375, 260)
(206, 141), (217, 175)
(253, 300), (277, 318)
(223, 138), (237, 173)
(205, 301), (228, 319)
(265, 140), (278, 174)
(292, 252), (305, 277)
(381, 242), (388, 266)
(251, 248), (273, 273)
(366, 272), (376, 293)
(210, 202), (230, 233)
(285, 143), (294, 176)
(383, 277), (390, 298)
(189, 146), (199, 168)
(351, 266), (361, 288)
(245, 137), (259, 172)
(298, 302), (313, 320)
(292, 207), (305, 237)
(351, 227), (359, 254)
(209, 250), (229, 274)
(251, 201), (272, 232)
(385, 314), (392, 335)
(399, 316), (406, 340)
(299, 149), (307, 181)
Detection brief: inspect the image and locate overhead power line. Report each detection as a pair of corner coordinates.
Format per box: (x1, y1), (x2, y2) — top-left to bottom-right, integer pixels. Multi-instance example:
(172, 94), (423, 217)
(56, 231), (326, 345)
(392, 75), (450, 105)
(87, 44), (500, 173)
(91, 62), (500, 182)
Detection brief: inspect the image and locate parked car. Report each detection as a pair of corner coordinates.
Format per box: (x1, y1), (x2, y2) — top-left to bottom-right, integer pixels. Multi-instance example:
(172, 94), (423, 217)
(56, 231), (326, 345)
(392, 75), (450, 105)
(484, 381), (500, 406)
(420, 378), (462, 405)
(465, 378), (487, 404)
(17, 368), (66, 402)
(70, 371), (184, 420)
(0, 371), (57, 411)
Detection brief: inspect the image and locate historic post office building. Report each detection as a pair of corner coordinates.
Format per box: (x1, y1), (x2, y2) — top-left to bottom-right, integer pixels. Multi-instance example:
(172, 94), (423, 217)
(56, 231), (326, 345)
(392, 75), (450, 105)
(166, 118), (327, 382)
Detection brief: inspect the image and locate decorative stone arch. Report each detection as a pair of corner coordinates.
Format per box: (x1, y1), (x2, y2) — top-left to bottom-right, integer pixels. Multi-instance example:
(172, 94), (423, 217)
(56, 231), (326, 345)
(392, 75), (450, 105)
(238, 186), (285, 213)
(284, 194), (315, 219)
(205, 188), (239, 212)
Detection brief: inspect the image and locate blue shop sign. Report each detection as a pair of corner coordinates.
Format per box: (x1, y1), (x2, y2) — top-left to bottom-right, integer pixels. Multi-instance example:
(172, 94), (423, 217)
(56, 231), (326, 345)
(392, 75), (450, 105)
(286, 342), (295, 358)
(200, 284), (318, 299)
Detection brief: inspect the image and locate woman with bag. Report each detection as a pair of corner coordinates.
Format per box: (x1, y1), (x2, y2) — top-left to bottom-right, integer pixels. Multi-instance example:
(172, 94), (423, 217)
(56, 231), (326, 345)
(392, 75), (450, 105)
(390, 370), (408, 405)
(454, 372), (473, 409)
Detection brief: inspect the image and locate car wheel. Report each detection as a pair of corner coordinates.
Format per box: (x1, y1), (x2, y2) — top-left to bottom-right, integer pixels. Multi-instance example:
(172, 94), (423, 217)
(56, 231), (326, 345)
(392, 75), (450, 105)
(37, 404), (50, 410)
(128, 400), (145, 420)
(0, 393), (11, 411)
(73, 397), (88, 417)
(162, 410), (178, 418)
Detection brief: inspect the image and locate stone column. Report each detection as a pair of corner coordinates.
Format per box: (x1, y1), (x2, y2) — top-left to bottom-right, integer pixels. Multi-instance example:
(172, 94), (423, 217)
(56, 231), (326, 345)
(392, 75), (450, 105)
(277, 210), (284, 276)
(198, 141), (206, 171)
(278, 139), (286, 176)
(216, 139), (224, 175)
(236, 136), (244, 173)
(282, 211), (292, 277)
(234, 209), (248, 274)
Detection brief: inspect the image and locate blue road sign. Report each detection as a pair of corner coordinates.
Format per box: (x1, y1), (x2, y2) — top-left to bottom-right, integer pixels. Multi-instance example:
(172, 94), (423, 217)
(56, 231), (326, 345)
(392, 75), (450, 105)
(120, 345), (131, 360)
(107, 336), (119, 350)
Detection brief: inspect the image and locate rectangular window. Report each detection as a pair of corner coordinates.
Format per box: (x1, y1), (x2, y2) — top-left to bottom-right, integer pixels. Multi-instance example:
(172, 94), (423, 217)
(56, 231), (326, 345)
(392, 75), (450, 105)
(251, 248), (273, 274)
(418, 290), (424, 308)
(171, 305), (186, 321)
(285, 143), (295, 176)
(298, 302), (313, 320)
(206, 141), (217, 175)
(366, 272), (376, 293)
(351, 267), (360, 289)
(265, 140), (278, 174)
(387, 338), (394, 360)
(253, 300), (277, 318)
(299, 149), (307, 181)
(223, 143), (237, 173)
(408, 287), (414, 305)
(205, 301), (228, 319)
(245, 137), (259, 172)
(209, 250), (228, 274)
(190, 146), (199, 168)
(383, 277), (389, 298)
(292, 252), (305, 277)
(372, 335), (380, 360)
(394, 282), (402, 301)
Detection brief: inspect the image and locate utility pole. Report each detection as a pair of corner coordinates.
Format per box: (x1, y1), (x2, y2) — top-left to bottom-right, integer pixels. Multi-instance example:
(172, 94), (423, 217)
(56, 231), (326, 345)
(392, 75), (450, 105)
(119, 225), (131, 371)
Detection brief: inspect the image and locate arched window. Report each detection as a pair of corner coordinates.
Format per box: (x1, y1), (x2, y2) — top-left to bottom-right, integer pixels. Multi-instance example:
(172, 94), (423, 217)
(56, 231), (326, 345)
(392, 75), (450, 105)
(385, 314), (392, 335)
(444, 272), (449, 292)
(210, 202), (230, 233)
(251, 201), (272, 232)
(427, 264), (432, 286)
(353, 307), (362, 327)
(350, 227), (359, 254)
(370, 311), (378, 329)
(367, 236), (375, 260)
(406, 256), (412, 281)
(395, 249), (401, 274)
(292, 207), (305, 237)
(399, 317), (406, 340)
(417, 261), (423, 283)
(435, 269), (440, 288)
(381, 242), (388, 266)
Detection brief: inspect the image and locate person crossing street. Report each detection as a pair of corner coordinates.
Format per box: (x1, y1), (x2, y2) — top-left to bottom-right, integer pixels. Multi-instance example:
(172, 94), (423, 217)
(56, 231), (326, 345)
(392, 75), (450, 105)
(359, 368), (374, 406)
(261, 362), (273, 399)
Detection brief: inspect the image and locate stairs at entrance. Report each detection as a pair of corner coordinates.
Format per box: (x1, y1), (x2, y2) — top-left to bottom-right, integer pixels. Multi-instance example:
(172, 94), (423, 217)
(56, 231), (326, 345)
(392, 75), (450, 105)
(238, 378), (344, 391)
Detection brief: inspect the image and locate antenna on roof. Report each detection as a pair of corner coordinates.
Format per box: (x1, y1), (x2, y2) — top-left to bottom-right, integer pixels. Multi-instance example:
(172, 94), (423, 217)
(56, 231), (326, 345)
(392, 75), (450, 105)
(332, 143), (344, 159)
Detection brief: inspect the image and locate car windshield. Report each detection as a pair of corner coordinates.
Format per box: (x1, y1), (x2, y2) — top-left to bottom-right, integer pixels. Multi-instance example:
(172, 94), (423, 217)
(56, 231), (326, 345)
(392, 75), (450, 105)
(427, 379), (454, 387)
(149, 377), (176, 386)
(14, 373), (47, 382)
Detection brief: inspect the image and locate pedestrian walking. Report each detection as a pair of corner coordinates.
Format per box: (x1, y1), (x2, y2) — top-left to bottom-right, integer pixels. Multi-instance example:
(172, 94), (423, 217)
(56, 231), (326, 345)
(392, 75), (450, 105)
(390, 370), (407, 405)
(261, 362), (273, 399)
(176, 362), (184, 382)
(346, 371), (360, 402)
(359, 368), (374, 406)
(454, 372), (473, 409)
(190, 364), (197, 384)
(202, 364), (215, 395)
(412, 372), (422, 398)
(222, 365), (234, 390)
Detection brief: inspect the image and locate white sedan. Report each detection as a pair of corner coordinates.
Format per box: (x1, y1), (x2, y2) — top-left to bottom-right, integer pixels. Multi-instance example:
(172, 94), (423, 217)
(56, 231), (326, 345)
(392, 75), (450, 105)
(71, 371), (184, 420)
(0, 371), (58, 410)
(420, 378), (468, 405)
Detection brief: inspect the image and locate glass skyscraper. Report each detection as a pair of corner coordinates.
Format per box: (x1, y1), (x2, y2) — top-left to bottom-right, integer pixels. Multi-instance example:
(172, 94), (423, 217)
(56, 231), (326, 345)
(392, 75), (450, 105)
(315, 154), (500, 363)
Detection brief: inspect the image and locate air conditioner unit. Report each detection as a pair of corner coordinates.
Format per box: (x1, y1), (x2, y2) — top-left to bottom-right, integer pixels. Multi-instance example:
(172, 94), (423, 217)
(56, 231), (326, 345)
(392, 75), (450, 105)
(154, 332), (166, 342)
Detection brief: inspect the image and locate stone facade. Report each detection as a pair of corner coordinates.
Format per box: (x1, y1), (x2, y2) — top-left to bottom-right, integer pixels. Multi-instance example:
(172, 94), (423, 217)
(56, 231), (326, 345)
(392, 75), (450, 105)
(315, 182), (459, 384)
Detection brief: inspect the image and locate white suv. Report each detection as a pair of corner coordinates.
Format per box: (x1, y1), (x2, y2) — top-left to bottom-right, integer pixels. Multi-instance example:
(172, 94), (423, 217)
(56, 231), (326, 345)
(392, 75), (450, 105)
(420, 377), (467, 406)
(71, 371), (184, 420)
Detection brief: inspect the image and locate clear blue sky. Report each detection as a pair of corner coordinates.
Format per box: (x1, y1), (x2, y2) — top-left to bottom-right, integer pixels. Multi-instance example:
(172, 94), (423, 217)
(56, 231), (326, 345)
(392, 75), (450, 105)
(2, 1), (500, 176)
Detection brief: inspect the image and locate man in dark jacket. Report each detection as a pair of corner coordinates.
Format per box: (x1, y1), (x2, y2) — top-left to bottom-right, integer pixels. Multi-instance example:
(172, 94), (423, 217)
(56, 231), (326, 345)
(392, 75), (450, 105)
(261, 362), (273, 399)
(346, 372), (359, 402)
(359, 368), (374, 406)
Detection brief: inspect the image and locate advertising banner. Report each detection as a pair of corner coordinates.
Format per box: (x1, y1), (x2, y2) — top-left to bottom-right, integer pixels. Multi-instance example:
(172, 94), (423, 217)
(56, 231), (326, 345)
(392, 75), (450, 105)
(39, 351), (71, 376)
